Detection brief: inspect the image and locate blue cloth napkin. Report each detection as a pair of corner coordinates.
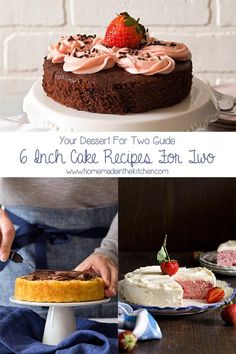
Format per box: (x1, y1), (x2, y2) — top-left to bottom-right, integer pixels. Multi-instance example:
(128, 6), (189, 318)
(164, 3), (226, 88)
(0, 306), (117, 354)
(118, 302), (162, 341)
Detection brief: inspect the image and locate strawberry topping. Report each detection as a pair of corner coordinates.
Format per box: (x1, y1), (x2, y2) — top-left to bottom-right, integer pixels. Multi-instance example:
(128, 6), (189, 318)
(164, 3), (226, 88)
(104, 12), (146, 49)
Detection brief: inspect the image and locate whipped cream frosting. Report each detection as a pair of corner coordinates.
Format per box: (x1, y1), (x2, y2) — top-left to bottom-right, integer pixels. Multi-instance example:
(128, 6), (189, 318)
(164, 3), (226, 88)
(142, 39), (191, 61)
(174, 267), (216, 284)
(217, 240), (236, 252)
(47, 34), (102, 64)
(116, 49), (175, 75)
(122, 266), (183, 307)
(63, 43), (116, 74)
(47, 34), (191, 75)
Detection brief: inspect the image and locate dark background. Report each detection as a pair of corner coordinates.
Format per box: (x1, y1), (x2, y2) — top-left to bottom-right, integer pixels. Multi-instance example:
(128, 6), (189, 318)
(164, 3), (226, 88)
(119, 178), (236, 252)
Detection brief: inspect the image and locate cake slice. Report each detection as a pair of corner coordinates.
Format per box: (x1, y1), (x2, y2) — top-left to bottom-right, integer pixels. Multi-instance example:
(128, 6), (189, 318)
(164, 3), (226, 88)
(173, 267), (216, 300)
(217, 240), (236, 267)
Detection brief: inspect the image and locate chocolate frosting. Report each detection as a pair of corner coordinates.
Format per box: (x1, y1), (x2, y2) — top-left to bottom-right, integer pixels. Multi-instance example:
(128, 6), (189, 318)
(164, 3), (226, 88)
(21, 269), (99, 281)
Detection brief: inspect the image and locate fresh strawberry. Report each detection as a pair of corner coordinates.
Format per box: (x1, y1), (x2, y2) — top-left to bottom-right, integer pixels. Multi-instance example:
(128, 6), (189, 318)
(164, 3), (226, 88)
(160, 260), (179, 276)
(157, 235), (179, 276)
(104, 12), (146, 48)
(221, 303), (236, 326)
(206, 287), (225, 303)
(118, 330), (137, 352)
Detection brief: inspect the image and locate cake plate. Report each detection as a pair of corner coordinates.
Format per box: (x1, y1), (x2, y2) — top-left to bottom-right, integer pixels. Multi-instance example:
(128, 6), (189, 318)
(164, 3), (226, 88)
(10, 297), (110, 345)
(199, 251), (236, 276)
(23, 77), (219, 132)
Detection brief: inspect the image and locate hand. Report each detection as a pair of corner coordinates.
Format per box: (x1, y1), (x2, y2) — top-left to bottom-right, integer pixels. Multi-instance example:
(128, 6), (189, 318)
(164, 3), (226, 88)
(75, 254), (118, 298)
(0, 209), (15, 262)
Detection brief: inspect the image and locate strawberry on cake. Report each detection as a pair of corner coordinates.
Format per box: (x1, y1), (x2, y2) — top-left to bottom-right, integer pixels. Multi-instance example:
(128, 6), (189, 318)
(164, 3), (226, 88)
(43, 12), (192, 114)
(217, 240), (236, 267)
(121, 266), (216, 307)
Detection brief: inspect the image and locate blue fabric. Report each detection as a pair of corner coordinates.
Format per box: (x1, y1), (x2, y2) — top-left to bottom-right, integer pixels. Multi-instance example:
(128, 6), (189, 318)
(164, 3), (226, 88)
(0, 306), (117, 354)
(118, 302), (162, 341)
(0, 209), (108, 270)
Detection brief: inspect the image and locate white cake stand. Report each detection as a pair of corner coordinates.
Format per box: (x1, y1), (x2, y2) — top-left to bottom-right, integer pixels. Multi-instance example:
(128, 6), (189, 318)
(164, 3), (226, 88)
(10, 296), (110, 345)
(23, 77), (219, 132)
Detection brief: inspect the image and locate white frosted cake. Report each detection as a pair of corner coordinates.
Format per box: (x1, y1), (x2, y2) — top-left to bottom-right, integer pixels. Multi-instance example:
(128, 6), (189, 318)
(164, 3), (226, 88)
(122, 266), (216, 307)
(123, 266), (183, 307)
(217, 240), (236, 267)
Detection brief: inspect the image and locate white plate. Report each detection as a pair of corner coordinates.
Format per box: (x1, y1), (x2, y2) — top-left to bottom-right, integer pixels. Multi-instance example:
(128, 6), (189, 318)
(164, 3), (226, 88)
(23, 77), (219, 132)
(199, 251), (236, 276)
(119, 280), (235, 316)
(10, 296), (110, 307)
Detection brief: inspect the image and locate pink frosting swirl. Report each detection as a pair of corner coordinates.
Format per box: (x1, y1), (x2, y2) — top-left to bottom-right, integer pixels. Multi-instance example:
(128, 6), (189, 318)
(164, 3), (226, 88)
(46, 34), (191, 75)
(141, 39), (191, 61)
(47, 35), (103, 64)
(63, 44), (116, 74)
(116, 48), (175, 75)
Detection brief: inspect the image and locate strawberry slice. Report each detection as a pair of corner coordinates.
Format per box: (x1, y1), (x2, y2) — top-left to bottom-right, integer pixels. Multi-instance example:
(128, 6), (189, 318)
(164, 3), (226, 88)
(157, 235), (179, 276)
(118, 330), (137, 352)
(206, 287), (225, 303)
(221, 303), (236, 326)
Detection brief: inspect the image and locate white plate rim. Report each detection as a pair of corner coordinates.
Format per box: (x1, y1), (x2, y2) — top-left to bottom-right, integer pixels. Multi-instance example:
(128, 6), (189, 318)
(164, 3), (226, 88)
(9, 296), (110, 307)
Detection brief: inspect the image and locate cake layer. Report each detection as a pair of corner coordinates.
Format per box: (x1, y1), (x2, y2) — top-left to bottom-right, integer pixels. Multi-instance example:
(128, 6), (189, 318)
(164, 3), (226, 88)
(217, 241), (236, 266)
(217, 251), (236, 267)
(174, 267), (216, 299)
(15, 270), (105, 303)
(43, 59), (192, 115)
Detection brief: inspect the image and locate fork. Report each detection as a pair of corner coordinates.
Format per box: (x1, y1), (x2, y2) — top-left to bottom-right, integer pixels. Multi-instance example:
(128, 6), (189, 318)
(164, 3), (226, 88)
(211, 88), (236, 103)
(219, 110), (236, 116)
(211, 87), (236, 103)
(212, 88), (236, 110)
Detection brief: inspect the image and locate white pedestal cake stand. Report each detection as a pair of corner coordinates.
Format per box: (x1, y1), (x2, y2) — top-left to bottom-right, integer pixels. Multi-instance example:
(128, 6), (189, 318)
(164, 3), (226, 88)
(23, 77), (219, 132)
(10, 296), (110, 345)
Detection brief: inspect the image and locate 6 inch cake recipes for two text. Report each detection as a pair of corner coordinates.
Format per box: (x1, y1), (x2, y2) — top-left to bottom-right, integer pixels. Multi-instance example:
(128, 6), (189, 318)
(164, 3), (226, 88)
(19, 147), (215, 168)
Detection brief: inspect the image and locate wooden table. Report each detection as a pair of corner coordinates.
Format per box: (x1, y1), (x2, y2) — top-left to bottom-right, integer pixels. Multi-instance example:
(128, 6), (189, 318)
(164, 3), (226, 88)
(119, 251), (236, 354)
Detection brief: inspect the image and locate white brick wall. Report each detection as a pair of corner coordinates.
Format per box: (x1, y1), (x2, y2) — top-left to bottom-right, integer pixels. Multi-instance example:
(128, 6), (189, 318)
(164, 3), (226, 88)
(71, 0), (209, 26)
(0, 0), (65, 26)
(0, 0), (236, 95)
(217, 0), (236, 26)
(4, 33), (60, 71)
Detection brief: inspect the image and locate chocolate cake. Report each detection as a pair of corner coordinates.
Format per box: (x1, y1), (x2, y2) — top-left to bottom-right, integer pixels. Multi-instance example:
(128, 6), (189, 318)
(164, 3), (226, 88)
(43, 58), (192, 115)
(42, 12), (193, 115)
(15, 270), (105, 302)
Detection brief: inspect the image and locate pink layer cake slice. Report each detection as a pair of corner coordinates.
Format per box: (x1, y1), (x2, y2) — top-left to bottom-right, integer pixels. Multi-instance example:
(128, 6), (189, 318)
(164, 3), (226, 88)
(217, 240), (236, 267)
(173, 267), (216, 299)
